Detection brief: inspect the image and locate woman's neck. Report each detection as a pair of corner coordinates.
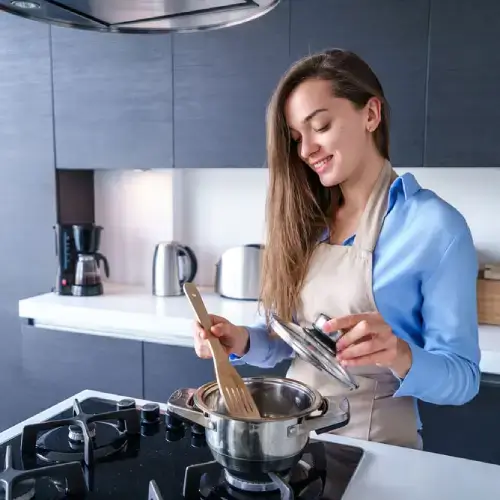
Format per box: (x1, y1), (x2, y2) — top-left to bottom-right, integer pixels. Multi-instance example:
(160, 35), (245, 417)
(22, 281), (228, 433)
(339, 150), (386, 212)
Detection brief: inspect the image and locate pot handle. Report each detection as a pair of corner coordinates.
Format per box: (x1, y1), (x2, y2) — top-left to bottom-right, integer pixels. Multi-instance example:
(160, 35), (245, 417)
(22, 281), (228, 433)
(166, 388), (214, 430)
(289, 396), (350, 437)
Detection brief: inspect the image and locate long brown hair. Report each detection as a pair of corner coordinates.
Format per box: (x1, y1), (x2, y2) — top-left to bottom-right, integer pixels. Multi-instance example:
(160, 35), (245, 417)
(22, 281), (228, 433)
(260, 48), (390, 323)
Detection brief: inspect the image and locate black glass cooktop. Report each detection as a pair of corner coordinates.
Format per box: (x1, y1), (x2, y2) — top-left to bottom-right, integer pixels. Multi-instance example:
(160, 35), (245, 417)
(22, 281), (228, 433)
(0, 396), (364, 499)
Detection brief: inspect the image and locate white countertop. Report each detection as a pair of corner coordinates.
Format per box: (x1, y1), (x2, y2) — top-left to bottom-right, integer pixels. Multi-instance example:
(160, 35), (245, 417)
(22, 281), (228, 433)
(18, 282), (500, 374)
(18, 282), (264, 348)
(1, 389), (499, 500)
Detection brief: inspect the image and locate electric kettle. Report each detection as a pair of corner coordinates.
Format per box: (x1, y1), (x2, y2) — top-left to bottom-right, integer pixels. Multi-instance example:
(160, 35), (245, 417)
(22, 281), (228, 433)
(152, 242), (198, 297)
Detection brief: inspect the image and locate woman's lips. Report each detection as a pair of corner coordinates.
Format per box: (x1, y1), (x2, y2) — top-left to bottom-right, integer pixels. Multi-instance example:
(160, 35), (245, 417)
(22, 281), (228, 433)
(312, 155), (333, 174)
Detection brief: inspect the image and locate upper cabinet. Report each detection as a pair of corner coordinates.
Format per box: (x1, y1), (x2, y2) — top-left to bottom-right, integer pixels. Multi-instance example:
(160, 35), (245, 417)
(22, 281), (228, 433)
(290, 0), (429, 168)
(0, 16), (54, 175)
(425, 0), (500, 167)
(172, 1), (291, 168)
(51, 28), (173, 170)
(0, 16), (57, 306)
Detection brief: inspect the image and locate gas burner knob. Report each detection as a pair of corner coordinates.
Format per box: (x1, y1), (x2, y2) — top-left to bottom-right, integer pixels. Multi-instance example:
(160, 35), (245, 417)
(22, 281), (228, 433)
(165, 427), (185, 442)
(190, 433), (206, 449)
(141, 421), (160, 437)
(191, 423), (205, 435)
(141, 403), (160, 424)
(165, 412), (183, 430)
(117, 399), (136, 411)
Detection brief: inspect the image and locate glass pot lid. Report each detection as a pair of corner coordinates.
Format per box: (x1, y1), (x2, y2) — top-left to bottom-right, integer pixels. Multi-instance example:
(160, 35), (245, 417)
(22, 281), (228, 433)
(269, 314), (359, 391)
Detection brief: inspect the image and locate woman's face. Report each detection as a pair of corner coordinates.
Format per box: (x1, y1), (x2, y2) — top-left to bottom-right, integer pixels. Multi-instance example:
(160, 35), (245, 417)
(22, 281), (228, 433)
(284, 78), (380, 187)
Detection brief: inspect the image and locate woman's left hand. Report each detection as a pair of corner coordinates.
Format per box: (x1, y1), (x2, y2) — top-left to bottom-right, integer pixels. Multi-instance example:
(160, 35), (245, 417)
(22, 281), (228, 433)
(323, 312), (413, 379)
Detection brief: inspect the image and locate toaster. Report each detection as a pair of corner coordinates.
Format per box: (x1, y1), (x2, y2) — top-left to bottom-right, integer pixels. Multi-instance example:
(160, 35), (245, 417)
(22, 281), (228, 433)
(214, 244), (264, 300)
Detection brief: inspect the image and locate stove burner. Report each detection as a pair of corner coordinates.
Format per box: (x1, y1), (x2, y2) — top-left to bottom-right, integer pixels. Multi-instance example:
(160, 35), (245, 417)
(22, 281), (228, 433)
(0, 445), (86, 500)
(36, 421), (129, 464)
(223, 469), (292, 493)
(184, 441), (328, 500)
(20, 398), (140, 470)
(68, 422), (96, 442)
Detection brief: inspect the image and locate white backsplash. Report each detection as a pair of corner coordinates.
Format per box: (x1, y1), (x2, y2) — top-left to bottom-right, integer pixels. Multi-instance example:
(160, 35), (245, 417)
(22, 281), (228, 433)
(94, 167), (500, 288)
(94, 169), (175, 288)
(179, 169), (268, 285)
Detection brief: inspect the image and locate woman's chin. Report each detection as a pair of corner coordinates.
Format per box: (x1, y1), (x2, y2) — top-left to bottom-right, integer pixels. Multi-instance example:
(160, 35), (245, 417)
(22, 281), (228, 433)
(317, 169), (342, 187)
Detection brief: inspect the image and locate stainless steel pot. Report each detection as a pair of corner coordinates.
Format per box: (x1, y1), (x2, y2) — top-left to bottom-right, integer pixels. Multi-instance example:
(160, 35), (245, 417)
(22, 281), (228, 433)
(166, 377), (350, 473)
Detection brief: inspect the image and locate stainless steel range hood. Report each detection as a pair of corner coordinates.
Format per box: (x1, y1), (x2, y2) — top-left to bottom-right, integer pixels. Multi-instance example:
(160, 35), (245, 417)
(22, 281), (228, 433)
(0, 0), (281, 33)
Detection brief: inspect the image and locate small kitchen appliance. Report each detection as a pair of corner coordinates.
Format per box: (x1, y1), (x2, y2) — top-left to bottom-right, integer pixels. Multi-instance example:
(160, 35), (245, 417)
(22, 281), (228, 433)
(152, 242), (197, 297)
(72, 224), (110, 297)
(214, 244), (264, 300)
(53, 223), (78, 295)
(0, 391), (365, 499)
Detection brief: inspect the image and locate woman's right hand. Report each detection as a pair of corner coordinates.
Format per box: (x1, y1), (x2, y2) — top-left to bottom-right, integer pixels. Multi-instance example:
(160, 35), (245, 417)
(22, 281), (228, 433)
(193, 314), (250, 359)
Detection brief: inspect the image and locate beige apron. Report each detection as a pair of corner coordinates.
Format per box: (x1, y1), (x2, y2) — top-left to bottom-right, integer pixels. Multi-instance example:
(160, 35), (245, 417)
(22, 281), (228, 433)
(286, 160), (421, 450)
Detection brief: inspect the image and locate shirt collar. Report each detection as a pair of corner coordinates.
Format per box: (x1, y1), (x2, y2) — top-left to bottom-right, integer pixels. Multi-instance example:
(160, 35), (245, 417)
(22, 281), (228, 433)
(318, 172), (422, 243)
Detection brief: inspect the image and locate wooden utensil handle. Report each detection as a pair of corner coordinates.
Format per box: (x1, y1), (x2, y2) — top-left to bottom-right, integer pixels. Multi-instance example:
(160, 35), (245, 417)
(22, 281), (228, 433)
(184, 282), (212, 330)
(183, 282), (228, 359)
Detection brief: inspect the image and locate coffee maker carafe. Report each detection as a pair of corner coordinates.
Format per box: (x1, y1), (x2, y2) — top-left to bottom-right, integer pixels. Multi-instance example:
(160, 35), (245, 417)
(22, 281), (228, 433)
(72, 224), (110, 296)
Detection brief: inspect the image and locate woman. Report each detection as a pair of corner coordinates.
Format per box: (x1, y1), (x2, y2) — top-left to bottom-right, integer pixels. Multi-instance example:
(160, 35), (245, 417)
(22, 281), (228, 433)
(193, 49), (481, 450)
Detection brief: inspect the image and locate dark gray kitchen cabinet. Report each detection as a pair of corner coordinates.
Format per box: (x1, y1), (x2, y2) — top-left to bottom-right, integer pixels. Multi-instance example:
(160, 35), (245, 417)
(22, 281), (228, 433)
(0, 16), (56, 360)
(290, 0), (429, 168)
(172, 1), (290, 168)
(143, 343), (290, 403)
(21, 325), (143, 401)
(419, 374), (500, 465)
(425, 0), (500, 167)
(51, 27), (173, 170)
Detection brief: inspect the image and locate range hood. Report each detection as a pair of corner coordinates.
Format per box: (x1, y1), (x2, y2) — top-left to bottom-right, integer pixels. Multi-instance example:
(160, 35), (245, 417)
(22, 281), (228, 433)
(0, 0), (281, 33)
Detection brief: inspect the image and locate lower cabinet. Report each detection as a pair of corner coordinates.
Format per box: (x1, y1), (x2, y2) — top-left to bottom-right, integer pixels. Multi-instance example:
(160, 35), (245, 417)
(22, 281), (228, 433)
(21, 324), (143, 404)
(142, 342), (290, 403)
(20, 326), (291, 410)
(419, 374), (500, 465)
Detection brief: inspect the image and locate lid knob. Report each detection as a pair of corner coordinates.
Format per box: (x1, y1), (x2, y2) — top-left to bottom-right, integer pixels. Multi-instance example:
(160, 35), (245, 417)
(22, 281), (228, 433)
(313, 313), (344, 343)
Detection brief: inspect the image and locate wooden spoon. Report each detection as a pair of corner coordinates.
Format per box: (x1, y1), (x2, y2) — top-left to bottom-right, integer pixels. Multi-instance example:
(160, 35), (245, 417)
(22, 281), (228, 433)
(183, 282), (261, 419)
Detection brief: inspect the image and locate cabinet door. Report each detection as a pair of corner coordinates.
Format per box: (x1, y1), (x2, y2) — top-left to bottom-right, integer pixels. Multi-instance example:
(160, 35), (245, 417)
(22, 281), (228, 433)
(0, 16), (56, 359)
(21, 325), (143, 401)
(143, 343), (290, 403)
(51, 28), (173, 170)
(425, 0), (500, 167)
(290, 0), (429, 168)
(419, 375), (500, 465)
(173, 1), (290, 168)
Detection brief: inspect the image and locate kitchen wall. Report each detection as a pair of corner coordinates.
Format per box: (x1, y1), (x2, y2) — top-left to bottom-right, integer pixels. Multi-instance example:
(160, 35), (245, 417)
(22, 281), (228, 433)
(94, 167), (500, 288)
(94, 169), (175, 287)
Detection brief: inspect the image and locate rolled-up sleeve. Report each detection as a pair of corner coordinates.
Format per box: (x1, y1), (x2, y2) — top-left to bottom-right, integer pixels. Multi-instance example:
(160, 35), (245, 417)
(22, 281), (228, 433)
(394, 227), (481, 405)
(229, 321), (294, 368)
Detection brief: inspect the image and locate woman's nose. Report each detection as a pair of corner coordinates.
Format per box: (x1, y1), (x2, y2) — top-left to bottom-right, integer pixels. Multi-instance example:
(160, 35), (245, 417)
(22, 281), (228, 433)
(300, 137), (319, 160)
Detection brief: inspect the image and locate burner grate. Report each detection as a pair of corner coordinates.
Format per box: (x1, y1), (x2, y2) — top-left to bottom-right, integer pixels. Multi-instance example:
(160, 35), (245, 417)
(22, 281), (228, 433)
(148, 480), (164, 500)
(183, 441), (328, 500)
(0, 445), (86, 500)
(20, 398), (140, 470)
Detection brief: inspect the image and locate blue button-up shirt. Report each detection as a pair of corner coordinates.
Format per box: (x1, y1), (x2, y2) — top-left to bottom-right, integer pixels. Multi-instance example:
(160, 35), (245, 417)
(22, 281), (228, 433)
(231, 172), (481, 411)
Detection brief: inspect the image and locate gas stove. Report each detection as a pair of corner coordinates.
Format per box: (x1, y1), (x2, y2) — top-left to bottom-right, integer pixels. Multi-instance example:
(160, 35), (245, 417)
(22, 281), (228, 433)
(0, 392), (364, 499)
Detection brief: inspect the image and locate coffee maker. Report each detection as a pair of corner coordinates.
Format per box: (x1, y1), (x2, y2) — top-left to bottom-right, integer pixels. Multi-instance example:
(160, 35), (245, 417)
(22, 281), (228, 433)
(54, 223), (110, 296)
(72, 224), (110, 296)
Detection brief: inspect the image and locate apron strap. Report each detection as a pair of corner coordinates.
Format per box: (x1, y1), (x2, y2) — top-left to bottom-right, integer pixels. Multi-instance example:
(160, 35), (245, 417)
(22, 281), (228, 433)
(353, 160), (398, 252)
